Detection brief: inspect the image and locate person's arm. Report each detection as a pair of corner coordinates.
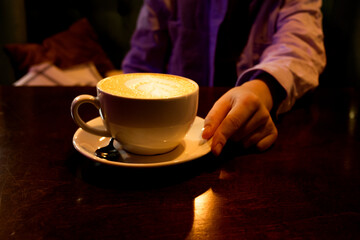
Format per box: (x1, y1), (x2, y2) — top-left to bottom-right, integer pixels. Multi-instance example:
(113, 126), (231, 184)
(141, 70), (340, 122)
(203, 0), (326, 155)
(122, 2), (170, 73)
(237, 0), (326, 114)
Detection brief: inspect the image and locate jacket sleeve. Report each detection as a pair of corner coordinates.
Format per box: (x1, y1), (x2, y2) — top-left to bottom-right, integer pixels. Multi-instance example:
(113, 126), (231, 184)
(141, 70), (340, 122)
(121, 1), (170, 73)
(237, 0), (326, 114)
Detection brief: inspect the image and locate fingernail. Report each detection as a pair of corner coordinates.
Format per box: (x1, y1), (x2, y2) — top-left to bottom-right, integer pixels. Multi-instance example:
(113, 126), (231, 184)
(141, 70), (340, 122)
(213, 143), (223, 156)
(202, 126), (210, 139)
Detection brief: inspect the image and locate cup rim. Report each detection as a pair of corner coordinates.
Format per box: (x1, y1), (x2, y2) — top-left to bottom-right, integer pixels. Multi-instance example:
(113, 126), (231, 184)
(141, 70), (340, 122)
(97, 73), (199, 100)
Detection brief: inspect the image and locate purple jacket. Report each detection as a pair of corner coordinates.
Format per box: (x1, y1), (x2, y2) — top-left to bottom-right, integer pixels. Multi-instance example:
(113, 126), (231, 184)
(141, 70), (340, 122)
(122, 0), (326, 113)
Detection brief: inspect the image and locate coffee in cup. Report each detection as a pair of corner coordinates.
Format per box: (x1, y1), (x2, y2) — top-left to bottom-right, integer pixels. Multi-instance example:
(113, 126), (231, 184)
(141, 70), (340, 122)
(71, 73), (199, 155)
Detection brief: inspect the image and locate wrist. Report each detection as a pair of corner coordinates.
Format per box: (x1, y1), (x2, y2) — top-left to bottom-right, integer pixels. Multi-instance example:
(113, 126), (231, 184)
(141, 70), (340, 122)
(251, 71), (287, 114)
(241, 80), (274, 111)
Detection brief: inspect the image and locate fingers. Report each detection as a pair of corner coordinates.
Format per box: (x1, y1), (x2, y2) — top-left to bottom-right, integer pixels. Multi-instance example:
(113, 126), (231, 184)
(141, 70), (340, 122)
(213, 113), (277, 155)
(212, 103), (273, 155)
(256, 131), (278, 151)
(210, 100), (257, 155)
(202, 93), (232, 140)
(202, 87), (278, 156)
(241, 118), (278, 151)
(202, 89), (259, 140)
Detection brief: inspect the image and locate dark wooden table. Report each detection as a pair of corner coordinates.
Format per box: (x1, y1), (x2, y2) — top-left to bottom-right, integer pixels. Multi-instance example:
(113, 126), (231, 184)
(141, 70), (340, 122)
(0, 86), (359, 239)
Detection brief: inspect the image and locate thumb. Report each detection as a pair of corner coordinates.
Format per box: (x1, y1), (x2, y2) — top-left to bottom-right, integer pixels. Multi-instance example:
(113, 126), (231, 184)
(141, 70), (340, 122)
(202, 95), (232, 140)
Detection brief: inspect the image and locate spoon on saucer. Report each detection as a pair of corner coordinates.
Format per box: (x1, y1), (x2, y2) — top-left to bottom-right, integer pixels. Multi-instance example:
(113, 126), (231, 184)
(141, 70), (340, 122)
(95, 138), (120, 161)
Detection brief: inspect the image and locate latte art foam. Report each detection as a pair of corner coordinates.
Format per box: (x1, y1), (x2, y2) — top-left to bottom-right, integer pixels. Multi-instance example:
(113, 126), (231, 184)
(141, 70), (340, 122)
(124, 77), (189, 98)
(98, 73), (197, 99)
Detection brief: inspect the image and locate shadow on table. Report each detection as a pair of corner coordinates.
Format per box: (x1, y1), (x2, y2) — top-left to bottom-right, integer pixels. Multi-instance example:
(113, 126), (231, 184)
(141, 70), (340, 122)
(66, 149), (221, 190)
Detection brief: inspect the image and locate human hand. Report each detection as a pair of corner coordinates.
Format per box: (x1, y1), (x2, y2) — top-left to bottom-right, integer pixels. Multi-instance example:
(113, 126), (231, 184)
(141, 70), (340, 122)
(202, 80), (278, 156)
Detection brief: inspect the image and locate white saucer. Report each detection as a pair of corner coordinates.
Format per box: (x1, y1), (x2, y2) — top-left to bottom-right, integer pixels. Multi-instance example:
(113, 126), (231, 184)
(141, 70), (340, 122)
(73, 116), (211, 168)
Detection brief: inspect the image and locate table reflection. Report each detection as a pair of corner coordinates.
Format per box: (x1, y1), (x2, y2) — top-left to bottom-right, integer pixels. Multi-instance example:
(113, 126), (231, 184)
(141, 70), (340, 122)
(189, 188), (217, 238)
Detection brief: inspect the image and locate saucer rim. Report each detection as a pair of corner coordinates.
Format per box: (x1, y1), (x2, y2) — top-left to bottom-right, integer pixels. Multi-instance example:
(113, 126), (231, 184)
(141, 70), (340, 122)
(72, 116), (211, 168)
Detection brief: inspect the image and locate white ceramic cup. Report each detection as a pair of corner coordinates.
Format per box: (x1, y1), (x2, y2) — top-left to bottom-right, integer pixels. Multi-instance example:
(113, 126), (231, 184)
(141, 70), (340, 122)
(71, 73), (199, 155)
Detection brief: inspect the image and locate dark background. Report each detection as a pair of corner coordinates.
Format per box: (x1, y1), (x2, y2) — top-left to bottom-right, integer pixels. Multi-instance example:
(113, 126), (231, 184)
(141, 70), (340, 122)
(0, 0), (143, 84)
(320, 0), (360, 87)
(0, 0), (359, 87)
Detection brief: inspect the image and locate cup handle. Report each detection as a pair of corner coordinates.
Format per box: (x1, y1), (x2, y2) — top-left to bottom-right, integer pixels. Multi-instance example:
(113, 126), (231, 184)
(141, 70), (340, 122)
(71, 94), (111, 137)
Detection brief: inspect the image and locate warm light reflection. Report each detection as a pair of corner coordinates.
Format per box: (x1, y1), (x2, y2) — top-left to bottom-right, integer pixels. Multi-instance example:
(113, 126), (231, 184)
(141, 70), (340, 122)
(349, 110), (356, 120)
(187, 188), (218, 239)
(345, 104), (357, 173)
(348, 105), (358, 136)
(194, 188), (215, 219)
